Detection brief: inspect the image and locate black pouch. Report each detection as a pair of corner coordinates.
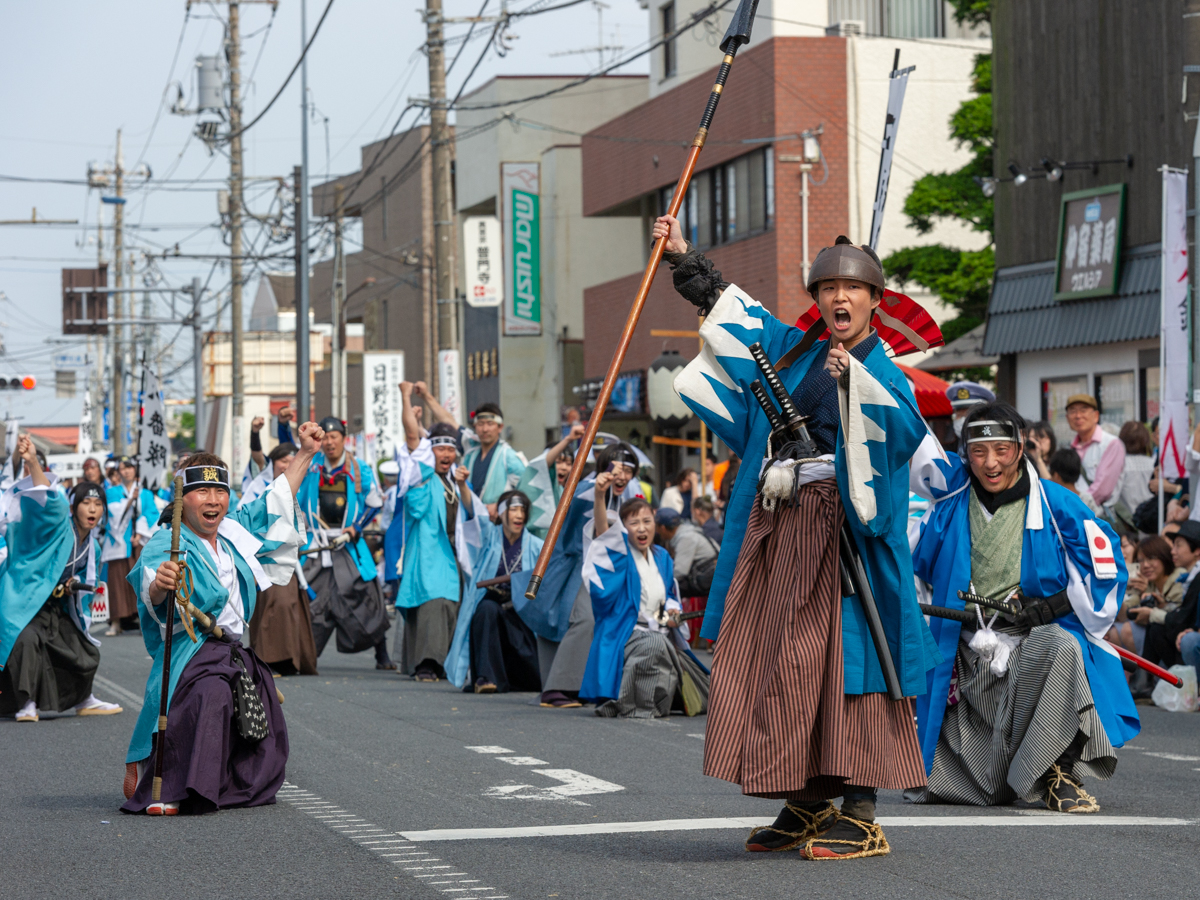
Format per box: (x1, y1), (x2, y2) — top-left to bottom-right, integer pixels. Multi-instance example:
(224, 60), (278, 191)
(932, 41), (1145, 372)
(229, 644), (270, 742)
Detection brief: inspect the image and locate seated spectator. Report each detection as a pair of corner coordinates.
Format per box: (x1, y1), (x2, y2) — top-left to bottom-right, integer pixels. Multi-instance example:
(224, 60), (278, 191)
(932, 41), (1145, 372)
(1107, 536), (1184, 656)
(660, 468), (698, 519)
(1047, 449), (1102, 515)
(1137, 520), (1200, 698)
(653, 507), (719, 598)
(581, 493), (709, 719)
(691, 495), (724, 544)
(445, 490), (544, 694)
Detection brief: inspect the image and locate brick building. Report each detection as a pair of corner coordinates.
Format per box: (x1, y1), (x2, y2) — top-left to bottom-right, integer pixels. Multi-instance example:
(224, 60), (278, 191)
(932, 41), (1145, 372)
(581, 28), (987, 474)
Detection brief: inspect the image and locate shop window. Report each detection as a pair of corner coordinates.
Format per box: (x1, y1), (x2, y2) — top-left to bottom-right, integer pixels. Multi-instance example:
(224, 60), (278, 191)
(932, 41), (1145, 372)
(659, 148), (774, 250)
(1041, 375), (1088, 446)
(1096, 370), (1136, 431)
(661, 2), (677, 78)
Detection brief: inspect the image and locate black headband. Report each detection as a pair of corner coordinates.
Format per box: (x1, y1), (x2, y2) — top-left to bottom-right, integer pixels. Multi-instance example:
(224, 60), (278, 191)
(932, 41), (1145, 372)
(71, 482), (106, 506)
(965, 420), (1019, 445)
(609, 448), (639, 470)
(182, 465), (231, 494)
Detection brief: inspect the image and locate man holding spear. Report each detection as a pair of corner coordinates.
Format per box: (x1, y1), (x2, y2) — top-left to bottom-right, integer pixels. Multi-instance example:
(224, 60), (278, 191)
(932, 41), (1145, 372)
(120, 422), (321, 816)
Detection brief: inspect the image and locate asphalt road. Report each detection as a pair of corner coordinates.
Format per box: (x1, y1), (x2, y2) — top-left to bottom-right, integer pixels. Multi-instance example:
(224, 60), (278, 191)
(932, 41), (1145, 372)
(4, 620), (1199, 900)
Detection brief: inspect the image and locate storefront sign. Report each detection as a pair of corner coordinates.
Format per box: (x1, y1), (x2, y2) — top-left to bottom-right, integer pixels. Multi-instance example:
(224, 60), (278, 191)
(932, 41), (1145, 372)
(463, 216), (503, 308)
(1159, 168), (1190, 481)
(501, 162), (541, 335)
(1053, 183), (1126, 300)
(362, 351), (405, 458)
(438, 349), (463, 424)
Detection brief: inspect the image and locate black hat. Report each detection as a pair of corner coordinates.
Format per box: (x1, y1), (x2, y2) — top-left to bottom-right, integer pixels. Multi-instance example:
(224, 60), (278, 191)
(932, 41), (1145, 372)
(319, 416), (346, 435)
(1174, 519), (1200, 549)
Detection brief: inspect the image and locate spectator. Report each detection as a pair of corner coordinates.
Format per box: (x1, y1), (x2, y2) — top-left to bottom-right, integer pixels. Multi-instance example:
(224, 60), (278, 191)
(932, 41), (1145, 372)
(692, 495), (724, 544)
(1047, 449), (1102, 515)
(700, 452), (718, 499)
(1107, 536), (1184, 656)
(715, 455), (740, 523)
(654, 507), (719, 598)
(1066, 393), (1125, 508)
(1115, 420), (1154, 520)
(1027, 421), (1057, 479)
(1186, 423), (1200, 524)
(1137, 520), (1200, 698)
(660, 468), (698, 519)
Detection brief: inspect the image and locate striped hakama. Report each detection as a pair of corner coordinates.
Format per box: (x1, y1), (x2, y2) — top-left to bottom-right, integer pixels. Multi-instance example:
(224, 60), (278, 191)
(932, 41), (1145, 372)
(909, 624), (1117, 806)
(702, 480), (926, 801)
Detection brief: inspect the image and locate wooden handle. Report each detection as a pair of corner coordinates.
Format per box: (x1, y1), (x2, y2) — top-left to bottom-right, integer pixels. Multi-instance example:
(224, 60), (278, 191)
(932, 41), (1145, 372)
(169, 475), (184, 562)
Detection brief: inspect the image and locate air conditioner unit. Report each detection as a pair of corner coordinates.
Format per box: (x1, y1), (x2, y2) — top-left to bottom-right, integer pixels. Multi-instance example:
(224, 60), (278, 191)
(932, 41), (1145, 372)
(826, 19), (864, 37)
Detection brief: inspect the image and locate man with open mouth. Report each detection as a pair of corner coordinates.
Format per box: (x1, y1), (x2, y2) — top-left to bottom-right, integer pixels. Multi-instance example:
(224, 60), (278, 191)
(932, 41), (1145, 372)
(653, 216), (939, 860)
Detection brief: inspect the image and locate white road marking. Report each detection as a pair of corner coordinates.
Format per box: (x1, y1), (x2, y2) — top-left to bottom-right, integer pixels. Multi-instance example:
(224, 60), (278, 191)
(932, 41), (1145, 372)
(400, 814), (1194, 842)
(484, 768), (625, 804)
(494, 756), (549, 765)
(687, 734), (705, 740)
(277, 783), (508, 899)
(464, 745), (514, 754)
(92, 674), (146, 710)
(1143, 752), (1200, 761)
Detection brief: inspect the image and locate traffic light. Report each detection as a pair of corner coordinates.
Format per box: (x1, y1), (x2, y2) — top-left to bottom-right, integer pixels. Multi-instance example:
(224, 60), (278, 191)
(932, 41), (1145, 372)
(0, 376), (37, 390)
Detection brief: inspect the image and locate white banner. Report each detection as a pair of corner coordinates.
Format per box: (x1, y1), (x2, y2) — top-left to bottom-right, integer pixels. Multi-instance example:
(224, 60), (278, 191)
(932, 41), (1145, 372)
(1160, 167), (1190, 481)
(78, 389), (93, 455)
(438, 349), (463, 425)
(362, 350), (405, 459)
(501, 162), (541, 336)
(464, 216), (503, 308)
(138, 369), (170, 490)
(868, 63), (916, 250)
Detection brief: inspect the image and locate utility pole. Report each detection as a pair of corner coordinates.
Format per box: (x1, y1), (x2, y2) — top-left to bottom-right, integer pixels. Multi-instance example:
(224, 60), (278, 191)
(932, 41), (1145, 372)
(296, 0), (312, 422)
(113, 129), (126, 455)
(227, 0), (246, 478)
(332, 183), (345, 420)
(192, 277), (206, 448)
(425, 0), (458, 413)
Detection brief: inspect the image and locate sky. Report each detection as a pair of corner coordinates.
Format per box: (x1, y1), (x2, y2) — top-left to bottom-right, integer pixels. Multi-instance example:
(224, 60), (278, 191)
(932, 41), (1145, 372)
(0, 0), (652, 428)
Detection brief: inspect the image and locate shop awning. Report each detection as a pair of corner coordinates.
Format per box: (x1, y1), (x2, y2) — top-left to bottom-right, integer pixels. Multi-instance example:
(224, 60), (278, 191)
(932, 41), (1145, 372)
(982, 242), (1160, 355)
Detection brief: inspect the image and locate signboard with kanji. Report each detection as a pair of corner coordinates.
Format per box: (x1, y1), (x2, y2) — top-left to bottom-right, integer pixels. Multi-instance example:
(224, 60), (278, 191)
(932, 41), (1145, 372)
(1053, 183), (1126, 301)
(361, 351), (405, 459)
(464, 216), (503, 308)
(138, 369), (170, 490)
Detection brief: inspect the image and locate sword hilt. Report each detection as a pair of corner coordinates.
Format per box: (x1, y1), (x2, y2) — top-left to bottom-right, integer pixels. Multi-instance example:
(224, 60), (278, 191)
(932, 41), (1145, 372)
(747, 342), (819, 456)
(749, 381), (786, 436)
(956, 589), (1021, 617)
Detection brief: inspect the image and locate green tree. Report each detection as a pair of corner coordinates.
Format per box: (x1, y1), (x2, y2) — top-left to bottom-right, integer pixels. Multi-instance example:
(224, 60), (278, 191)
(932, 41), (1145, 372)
(883, 2), (993, 345)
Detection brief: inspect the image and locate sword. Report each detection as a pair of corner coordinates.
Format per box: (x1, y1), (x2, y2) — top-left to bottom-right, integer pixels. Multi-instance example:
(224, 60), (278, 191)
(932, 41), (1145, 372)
(918, 603), (1184, 687)
(956, 589), (1021, 617)
(749, 342), (904, 701)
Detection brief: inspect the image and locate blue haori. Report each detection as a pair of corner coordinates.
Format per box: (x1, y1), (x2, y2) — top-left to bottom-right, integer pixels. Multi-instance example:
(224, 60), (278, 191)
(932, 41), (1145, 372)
(909, 450), (1140, 772)
(124, 475), (305, 764)
(672, 283), (940, 698)
(295, 450), (384, 581)
(461, 436), (526, 505)
(0, 473), (102, 669)
(444, 517), (543, 689)
(101, 483), (160, 564)
(391, 439), (484, 611)
(508, 475), (644, 643)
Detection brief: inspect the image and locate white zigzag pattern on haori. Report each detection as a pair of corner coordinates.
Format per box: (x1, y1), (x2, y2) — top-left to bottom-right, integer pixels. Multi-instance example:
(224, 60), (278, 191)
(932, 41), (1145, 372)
(581, 517), (626, 591)
(837, 355), (898, 526)
(673, 284), (763, 424)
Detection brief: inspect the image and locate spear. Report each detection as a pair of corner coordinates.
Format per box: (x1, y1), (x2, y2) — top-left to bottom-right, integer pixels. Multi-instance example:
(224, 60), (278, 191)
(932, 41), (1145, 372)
(525, 0), (761, 600)
(151, 475), (185, 809)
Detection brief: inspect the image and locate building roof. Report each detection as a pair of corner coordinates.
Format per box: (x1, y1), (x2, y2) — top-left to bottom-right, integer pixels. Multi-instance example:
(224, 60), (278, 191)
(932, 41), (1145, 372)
(916, 323), (998, 372)
(982, 243), (1160, 355)
(266, 273), (295, 311)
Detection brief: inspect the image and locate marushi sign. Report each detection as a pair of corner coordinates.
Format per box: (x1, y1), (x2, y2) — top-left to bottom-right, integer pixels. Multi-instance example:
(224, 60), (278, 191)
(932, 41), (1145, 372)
(501, 162), (541, 335)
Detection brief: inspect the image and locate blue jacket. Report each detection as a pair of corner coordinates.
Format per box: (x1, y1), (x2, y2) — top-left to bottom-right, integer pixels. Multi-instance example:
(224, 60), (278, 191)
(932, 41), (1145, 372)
(673, 285), (940, 697)
(296, 451), (382, 581)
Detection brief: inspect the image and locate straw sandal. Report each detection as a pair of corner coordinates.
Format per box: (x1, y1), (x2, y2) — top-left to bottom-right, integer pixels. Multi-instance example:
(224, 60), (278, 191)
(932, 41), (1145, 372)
(745, 801), (837, 852)
(800, 813), (890, 860)
(1045, 763), (1099, 813)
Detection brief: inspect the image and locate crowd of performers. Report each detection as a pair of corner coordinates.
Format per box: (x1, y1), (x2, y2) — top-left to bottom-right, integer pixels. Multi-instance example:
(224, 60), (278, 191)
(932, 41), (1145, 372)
(0, 218), (1171, 856)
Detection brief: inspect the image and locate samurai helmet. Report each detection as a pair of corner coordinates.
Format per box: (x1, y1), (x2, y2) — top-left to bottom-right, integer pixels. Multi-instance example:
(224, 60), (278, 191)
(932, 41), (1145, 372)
(806, 235), (885, 296)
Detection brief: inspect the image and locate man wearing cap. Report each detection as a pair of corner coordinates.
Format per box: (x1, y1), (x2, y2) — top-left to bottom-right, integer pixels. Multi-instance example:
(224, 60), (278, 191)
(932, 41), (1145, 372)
(393, 382), (481, 682)
(945, 381), (996, 452)
(654, 217), (938, 859)
(909, 402), (1138, 814)
(121, 429), (318, 815)
(654, 507), (718, 599)
(1066, 393), (1125, 509)
(241, 441), (318, 676)
(100, 456), (159, 636)
(445, 489), (544, 694)
(295, 416), (393, 670)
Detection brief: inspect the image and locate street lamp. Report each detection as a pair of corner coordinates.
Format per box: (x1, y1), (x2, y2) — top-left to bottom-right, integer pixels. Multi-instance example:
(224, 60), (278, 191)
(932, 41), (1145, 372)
(1007, 163), (1027, 186)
